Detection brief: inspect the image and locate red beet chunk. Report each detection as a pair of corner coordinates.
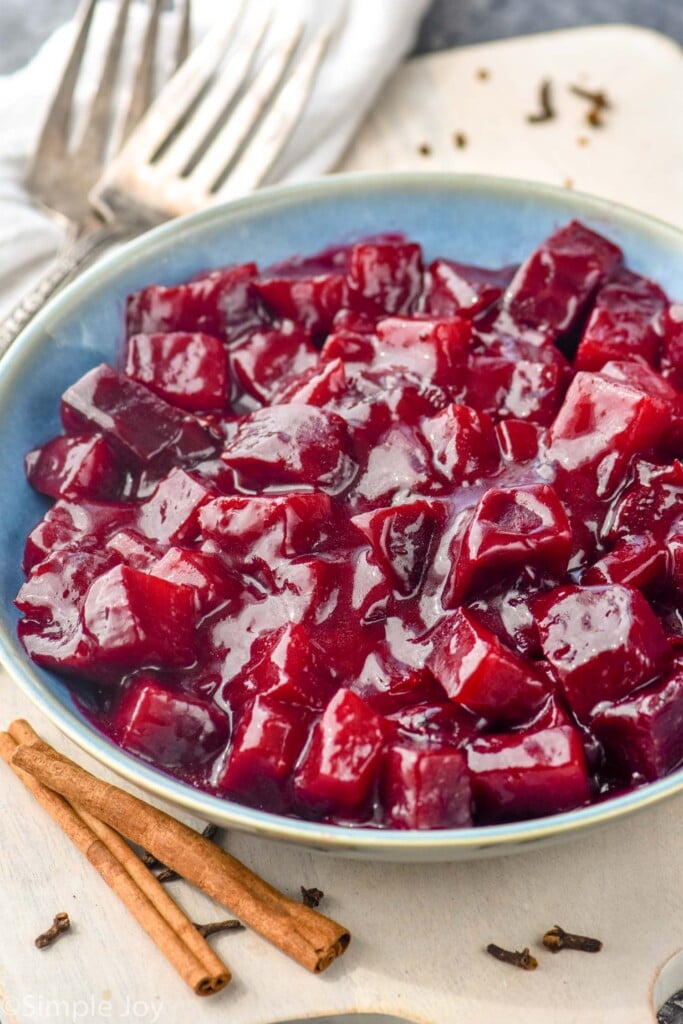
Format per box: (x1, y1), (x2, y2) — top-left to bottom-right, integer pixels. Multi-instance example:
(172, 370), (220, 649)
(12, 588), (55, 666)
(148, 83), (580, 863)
(535, 584), (671, 719)
(466, 567), (548, 659)
(352, 499), (442, 596)
(465, 355), (565, 426)
(23, 499), (137, 572)
(352, 655), (443, 714)
(592, 666), (683, 782)
(346, 239), (424, 315)
(25, 434), (121, 501)
(82, 565), (196, 670)
(544, 371), (671, 498)
(424, 259), (516, 318)
(116, 677), (229, 768)
(352, 425), (434, 507)
(467, 725), (591, 823)
(230, 327), (318, 403)
(106, 529), (161, 570)
(382, 745), (473, 828)
(272, 358), (347, 407)
(61, 364), (219, 468)
(580, 534), (666, 590)
(222, 405), (353, 492)
(385, 701), (479, 746)
(151, 547), (240, 615)
(446, 484), (572, 604)
(371, 316), (471, 386)
(16, 548), (113, 624)
(421, 403), (499, 486)
(125, 332), (228, 413)
(236, 623), (332, 709)
(427, 609), (548, 726)
(126, 262), (260, 341)
(138, 469), (214, 545)
(293, 689), (386, 814)
(254, 267), (347, 338)
(607, 461), (683, 544)
(660, 303), (683, 387)
(575, 269), (667, 371)
(504, 220), (622, 340)
(495, 419), (542, 462)
(216, 696), (309, 803)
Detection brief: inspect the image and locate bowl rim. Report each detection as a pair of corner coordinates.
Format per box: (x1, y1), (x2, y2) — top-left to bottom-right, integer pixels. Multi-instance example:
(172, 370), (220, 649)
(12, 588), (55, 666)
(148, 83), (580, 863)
(2, 169), (683, 857)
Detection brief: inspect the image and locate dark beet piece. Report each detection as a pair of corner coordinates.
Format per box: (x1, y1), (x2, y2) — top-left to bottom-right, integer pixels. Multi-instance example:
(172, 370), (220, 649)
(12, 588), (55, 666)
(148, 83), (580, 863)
(575, 268), (667, 371)
(25, 435), (121, 501)
(125, 332), (228, 413)
(346, 239), (423, 315)
(381, 745), (473, 828)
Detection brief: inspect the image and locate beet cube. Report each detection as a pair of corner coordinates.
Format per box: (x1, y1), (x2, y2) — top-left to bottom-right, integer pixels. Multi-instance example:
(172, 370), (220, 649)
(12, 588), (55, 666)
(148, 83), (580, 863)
(535, 584), (671, 718)
(346, 239), (423, 315)
(421, 403), (499, 485)
(446, 483), (572, 603)
(216, 696), (309, 801)
(244, 623), (331, 708)
(293, 689), (386, 814)
(661, 303), (683, 387)
(580, 534), (666, 590)
(116, 677), (229, 768)
(384, 701), (479, 746)
(126, 262), (260, 341)
(61, 364), (219, 468)
(607, 460), (683, 543)
(271, 358), (347, 407)
(545, 371), (671, 498)
(465, 356), (565, 426)
(106, 529), (161, 570)
(423, 259), (516, 318)
(125, 332), (228, 412)
(352, 651), (443, 714)
(222, 405), (353, 491)
(575, 269), (667, 371)
(82, 565), (196, 669)
(382, 745), (473, 828)
(467, 725), (591, 823)
(352, 425), (434, 507)
(229, 327), (318, 403)
(427, 608), (548, 725)
(495, 419), (542, 462)
(371, 316), (471, 386)
(504, 220), (622, 339)
(592, 667), (683, 781)
(352, 499), (442, 596)
(254, 267), (347, 338)
(23, 499), (136, 572)
(138, 468), (214, 544)
(151, 548), (240, 615)
(25, 434), (121, 501)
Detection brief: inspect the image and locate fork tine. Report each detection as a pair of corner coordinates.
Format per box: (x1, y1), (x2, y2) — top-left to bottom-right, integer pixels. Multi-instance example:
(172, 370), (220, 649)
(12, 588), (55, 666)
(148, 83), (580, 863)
(118, 0), (247, 166)
(118, 0), (164, 145)
(156, 4), (272, 178)
(217, 29), (331, 199)
(27, 0), (97, 173)
(173, 0), (192, 71)
(72, 0), (132, 165)
(189, 21), (306, 198)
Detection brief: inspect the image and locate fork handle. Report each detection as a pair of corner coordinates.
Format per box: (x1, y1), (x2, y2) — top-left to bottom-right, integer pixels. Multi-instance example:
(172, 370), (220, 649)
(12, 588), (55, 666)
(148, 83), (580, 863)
(0, 223), (127, 361)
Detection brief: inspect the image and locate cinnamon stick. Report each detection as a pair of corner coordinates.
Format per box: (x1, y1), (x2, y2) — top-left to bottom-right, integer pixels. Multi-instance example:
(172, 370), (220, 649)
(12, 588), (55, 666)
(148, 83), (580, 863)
(0, 731), (229, 996)
(12, 732), (350, 973)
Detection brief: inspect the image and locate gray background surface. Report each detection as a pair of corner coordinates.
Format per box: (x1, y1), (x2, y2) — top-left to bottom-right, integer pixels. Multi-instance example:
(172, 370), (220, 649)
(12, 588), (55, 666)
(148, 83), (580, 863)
(0, 0), (681, 74)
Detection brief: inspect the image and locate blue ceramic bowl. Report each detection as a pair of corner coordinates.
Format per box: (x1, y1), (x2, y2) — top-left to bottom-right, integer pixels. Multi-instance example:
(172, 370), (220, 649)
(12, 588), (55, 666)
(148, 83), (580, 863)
(1, 173), (682, 861)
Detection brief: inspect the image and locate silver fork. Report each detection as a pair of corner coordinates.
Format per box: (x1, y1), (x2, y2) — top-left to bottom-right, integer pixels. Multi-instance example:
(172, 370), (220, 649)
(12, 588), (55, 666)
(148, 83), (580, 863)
(0, 0), (191, 356)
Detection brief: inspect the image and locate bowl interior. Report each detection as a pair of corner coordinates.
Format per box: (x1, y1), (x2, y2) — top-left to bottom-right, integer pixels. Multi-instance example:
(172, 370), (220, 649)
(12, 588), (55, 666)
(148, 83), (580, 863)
(1, 172), (683, 859)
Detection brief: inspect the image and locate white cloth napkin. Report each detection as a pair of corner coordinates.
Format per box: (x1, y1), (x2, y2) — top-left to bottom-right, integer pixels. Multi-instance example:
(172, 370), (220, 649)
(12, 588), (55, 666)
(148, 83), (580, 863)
(0, 0), (430, 317)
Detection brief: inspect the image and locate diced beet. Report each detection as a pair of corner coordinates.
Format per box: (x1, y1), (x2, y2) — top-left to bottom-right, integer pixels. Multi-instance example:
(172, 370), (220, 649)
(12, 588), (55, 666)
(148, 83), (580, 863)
(445, 484), (572, 603)
(495, 419), (542, 462)
(504, 220), (622, 342)
(607, 461), (683, 543)
(125, 332), (228, 412)
(580, 534), (666, 590)
(320, 321), (377, 373)
(216, 696), (310, 802)
(254, 267), (347, 338)
(126, 262), (260, 341)
(16, 548), (113, 623)
(371, 316), (471, 386)
(25, 434), (121, 501)
(535, 584), (671, 719)
(348, 549), (392, 626)
(544, 371), (671, 498)
(222, 405), (353, 492)
(237, 623), (331, 709)
(346, 239), (423, 315)
(384, 701), (479, 746)
(466, 567), (548, 658)
(115, 676), (229, 768)
(423, 259), (516, 318)
(465, 356), (565, 426)
(599, 357), (678, 404)
(660, 303), (683, 387)
(352, 653), (443, 714)
(382, 745), (473, 828)
(23, 499), (137, 572)
(150, 547), (240, 615)
(138, 468), (214, 544)
(421, 403), (499, 485)
(352, 425), (434, 507)
(575, 269), (667, 371)
(592, 666), (683, 781)
(82, 565), (196, 670)
(352, 500), (442, 596)
(61, 364), (219, 468)
(106, 529), (161, 570)
(293, 689), (386, 814)
(271, 358), (347, 407)
(229, 327), (318, 403)
(427, 608), (548, 725)
(467, 725), (591, 823)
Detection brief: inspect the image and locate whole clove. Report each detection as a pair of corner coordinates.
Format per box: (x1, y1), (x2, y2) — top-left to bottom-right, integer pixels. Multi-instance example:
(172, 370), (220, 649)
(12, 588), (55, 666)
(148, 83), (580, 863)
(569, 84), (611, 128)
(418, 143), (432, 157)
(194, 919), (245, 938)
(301, 886), (324, 909)
(35, 912), (71, 949)
(454, 132), (468, 149)
(486, 943), (538, 970)
(543, 925), (603, 953)
(527, 79), (555, 124)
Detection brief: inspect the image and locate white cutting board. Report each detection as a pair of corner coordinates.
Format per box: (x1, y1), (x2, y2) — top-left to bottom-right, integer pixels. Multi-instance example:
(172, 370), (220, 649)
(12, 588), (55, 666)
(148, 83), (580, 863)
(1, 25), (683, 1024)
